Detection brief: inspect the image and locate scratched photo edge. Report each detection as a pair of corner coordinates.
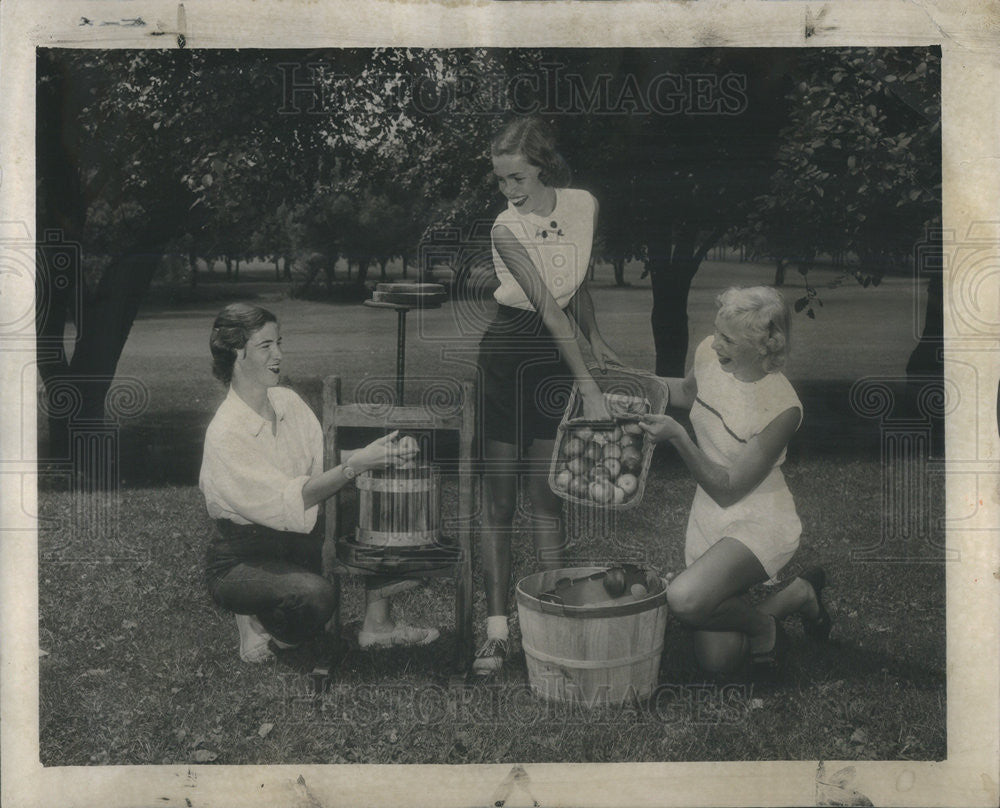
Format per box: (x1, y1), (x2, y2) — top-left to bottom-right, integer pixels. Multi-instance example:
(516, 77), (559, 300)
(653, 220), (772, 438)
(1, 1), (996, 807)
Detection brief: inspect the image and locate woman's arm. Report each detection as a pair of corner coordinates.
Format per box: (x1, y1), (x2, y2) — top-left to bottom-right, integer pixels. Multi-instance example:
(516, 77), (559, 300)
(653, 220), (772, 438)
(661, 369), (697, 412)
(639, 406), (800, 508)
(301, 431), (413, 509)
(567, 283), (623, 371)
(493, 224), (610, 420)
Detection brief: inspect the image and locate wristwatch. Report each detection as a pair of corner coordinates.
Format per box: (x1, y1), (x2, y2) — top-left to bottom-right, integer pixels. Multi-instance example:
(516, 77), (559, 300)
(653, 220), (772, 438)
(342, 464), (358, 481)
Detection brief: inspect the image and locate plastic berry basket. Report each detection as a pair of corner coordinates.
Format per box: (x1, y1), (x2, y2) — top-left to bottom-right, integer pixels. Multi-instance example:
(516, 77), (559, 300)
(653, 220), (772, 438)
(548, 363), (670, 509)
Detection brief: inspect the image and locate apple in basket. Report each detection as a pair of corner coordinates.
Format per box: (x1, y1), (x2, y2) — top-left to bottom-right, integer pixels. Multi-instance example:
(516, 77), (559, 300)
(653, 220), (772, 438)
(563, 437), (585, 458)
(567, 456), (590, 476)
(589, 479), (615, 504)
(603, 457), (622, 479)
(617, 473), (639, 497)
(569, 476), (590, 500)
(620, 446), (642, 474)
(553, 468), (572, 492)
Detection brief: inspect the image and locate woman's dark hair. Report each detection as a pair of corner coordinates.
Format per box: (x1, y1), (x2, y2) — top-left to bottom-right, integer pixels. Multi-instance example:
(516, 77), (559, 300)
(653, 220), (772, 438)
(491, 116), (572, 187)
(210, 303), (277, 385)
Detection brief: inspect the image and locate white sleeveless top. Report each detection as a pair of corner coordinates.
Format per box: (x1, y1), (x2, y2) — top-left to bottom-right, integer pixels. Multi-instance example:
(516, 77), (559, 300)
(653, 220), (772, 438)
(490, 187), (596, 311)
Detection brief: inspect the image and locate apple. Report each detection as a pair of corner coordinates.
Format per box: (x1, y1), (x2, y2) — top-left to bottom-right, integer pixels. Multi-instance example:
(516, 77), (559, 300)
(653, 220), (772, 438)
(567, 457), (590, 476)
(603, 457), (621, 479)
(590, 465), (612, 482)
(611, 485), (626, 505)
(590, 480), (615, 504)
(618, 434), (638, 451)
(602, 443), (622, 461)
(620, 447), (642, 473)
(584, 442), (603, 463)
(397, 434), (419, 456)
(553, 469), (572, 491)
(617, 473), (638, 496)
(610, 425), (623, 442)
(603, 567), (626, 596)
(569, 477), (590, 500)
(575, 426), (594, 442)
(630, 583), (648, 599)
(623, 422), (644, 437)
(563, 437), (585, 458)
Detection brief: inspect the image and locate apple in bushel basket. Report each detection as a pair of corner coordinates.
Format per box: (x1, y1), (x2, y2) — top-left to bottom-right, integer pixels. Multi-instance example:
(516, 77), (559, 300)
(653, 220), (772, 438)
(567, 457), (590, 476)
(563, 437), (585, 458)
(554, 469), (572, 491)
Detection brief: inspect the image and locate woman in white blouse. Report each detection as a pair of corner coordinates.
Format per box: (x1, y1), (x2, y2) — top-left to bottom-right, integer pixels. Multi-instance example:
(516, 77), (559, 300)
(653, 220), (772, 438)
(200, 303), (438, 663)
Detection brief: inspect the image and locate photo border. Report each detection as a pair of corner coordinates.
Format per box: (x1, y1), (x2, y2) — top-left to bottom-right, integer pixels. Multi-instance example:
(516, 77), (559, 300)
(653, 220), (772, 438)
(2, 1), (997, 806)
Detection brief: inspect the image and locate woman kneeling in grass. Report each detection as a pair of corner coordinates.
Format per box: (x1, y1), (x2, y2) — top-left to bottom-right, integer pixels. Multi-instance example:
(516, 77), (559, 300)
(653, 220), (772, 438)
(200, 303), (438, 663)
(639, 286), (831, 676)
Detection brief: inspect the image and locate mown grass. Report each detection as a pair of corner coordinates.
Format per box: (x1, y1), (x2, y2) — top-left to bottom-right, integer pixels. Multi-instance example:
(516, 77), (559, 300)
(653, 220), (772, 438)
(37, 259), (944, 764)
(39, 451), (945, 765)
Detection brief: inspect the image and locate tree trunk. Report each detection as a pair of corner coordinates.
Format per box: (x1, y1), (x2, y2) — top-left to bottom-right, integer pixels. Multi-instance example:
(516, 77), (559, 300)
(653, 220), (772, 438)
(283, 255), (293, 281)
(224, 256), (232, 280)
(234, 258), (240, 282)
(647, 228), (717, 377)
(773, 258), (786, 287)
(357, 258), (370, 286)
(379, 257), (388, 281)
(612, 257), (628, 287)
(274, 257), (281, 281)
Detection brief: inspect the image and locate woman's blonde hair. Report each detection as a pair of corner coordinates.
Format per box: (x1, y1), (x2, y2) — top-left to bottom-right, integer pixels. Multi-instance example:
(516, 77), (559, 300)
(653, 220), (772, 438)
(716, 286), (791, 373)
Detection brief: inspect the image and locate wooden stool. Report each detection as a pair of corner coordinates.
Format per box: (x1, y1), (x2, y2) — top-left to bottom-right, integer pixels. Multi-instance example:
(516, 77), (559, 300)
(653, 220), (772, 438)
(322, 375), (475, 672)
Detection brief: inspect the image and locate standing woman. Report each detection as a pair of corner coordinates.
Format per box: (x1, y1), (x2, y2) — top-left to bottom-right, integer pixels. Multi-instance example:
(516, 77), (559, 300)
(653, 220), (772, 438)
(200, 303), (439, 663)
(474, 117), (622, 674)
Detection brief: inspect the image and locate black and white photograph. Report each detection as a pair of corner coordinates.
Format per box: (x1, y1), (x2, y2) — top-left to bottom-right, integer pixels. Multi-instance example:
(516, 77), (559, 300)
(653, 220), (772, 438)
(2, 2), (997, 807)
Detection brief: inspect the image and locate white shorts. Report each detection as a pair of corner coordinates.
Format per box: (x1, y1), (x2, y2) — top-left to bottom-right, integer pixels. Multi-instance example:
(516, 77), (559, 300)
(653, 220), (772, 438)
(685, 475), (801, 580)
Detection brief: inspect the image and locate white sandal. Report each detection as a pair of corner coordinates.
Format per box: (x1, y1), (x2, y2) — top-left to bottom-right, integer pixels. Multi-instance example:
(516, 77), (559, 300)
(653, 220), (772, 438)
(357, 623), (440, 649)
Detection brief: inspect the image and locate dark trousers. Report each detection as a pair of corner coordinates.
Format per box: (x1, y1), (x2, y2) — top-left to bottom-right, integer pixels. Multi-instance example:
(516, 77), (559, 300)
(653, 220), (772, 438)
(206, 520), (337, 645)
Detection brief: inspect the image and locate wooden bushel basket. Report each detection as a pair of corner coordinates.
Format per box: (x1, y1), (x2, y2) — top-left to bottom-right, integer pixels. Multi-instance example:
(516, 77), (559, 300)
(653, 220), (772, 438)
(356, 464), (440, 547)
(515, 566), (669, 706)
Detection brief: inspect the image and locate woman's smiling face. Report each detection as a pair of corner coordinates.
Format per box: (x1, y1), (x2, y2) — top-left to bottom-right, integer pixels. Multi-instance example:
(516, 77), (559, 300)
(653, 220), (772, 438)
(712, 314), (765, 381)
(235, 321), (282, 389)
(492, 153), (555, 217)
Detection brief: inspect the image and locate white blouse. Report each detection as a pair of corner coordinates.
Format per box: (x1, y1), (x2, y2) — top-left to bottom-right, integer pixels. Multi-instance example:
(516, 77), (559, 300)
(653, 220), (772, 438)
(490, 187), (596, 311)
(199, 386), (323, 533)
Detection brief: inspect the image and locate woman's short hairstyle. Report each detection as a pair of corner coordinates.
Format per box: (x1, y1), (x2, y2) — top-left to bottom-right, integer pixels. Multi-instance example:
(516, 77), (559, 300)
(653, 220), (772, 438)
(491, 116), (572, 188)
(716, 286), (791, 373)
(210, 303), (277, 385)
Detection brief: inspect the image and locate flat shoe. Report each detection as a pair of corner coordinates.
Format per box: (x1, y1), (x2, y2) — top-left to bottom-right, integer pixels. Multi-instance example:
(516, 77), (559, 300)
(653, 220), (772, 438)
(357, 624), (440, 649)
(750, 617), (787, 677)
(799, 567), (833, 642)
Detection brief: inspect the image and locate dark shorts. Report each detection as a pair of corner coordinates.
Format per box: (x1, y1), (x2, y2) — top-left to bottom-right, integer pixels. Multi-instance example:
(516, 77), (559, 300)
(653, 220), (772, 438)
(205, 519), (322, 586)
(477, 305), (573, 450)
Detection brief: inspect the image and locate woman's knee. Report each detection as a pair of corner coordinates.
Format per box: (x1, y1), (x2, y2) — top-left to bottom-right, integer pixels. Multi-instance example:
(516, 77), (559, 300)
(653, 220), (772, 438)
(666, 577), (714, 626)
(291, 574), (337, 621)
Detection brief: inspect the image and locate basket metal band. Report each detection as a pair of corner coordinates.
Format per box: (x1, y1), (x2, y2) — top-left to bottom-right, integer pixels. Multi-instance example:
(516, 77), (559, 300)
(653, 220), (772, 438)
(521, 641), (665, 670)
(356, 476), (434, 493)
(356, 528), (438, 546)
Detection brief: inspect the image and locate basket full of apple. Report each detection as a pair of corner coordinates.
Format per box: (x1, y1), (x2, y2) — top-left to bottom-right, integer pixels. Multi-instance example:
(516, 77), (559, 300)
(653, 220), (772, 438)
(548, 365), (669, 509)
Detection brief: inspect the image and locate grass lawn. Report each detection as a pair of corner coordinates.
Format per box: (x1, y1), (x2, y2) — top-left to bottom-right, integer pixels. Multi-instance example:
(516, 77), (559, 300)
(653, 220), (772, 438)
(38, 258), (945, 764)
